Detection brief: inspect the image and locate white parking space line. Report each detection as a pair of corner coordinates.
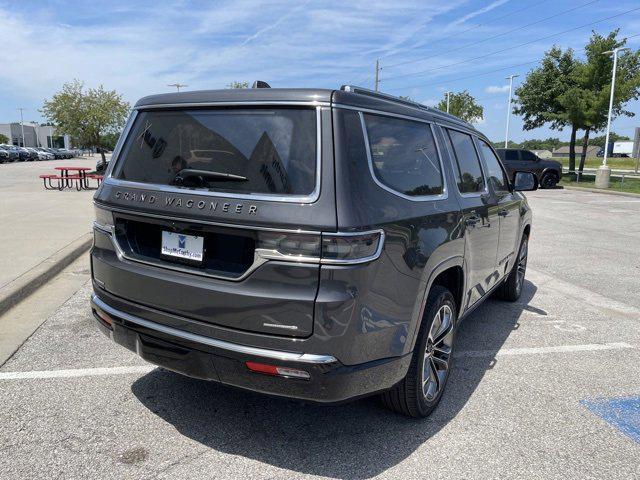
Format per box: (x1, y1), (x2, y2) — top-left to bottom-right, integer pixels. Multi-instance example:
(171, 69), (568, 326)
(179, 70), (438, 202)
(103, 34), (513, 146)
(527, 268), (640, 317)
(588, 200), (640, 204)
(1, 343), (637, 380)
(0, 365), (154, 380)
(457, 342), (635, 359)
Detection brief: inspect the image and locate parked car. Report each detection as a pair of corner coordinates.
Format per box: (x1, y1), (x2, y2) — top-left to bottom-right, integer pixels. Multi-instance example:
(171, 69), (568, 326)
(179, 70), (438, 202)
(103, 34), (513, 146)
(12, 146), (31, 161)
(23, 147), (39, 161)
(91, 85), (536, 417)
(0, 145), (20, 162)
(26, 147), (50, 161)
(35, 148), (55, 160)
(0, 148), (8, 163)
(43, 148), (65, 159)
(57, 148), (74, 159)
(496, 148), (562, 189)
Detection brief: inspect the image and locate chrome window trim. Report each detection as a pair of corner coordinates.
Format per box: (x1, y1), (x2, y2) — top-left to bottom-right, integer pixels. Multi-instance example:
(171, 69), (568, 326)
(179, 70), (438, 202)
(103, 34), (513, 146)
(91, 295), (337, 364)
(334, 102), (471, 129)
(358, 111), (448, 202)
(105, 106), (323, 204)
(94, 222), (385, 282)
(439, 126), (489, 198)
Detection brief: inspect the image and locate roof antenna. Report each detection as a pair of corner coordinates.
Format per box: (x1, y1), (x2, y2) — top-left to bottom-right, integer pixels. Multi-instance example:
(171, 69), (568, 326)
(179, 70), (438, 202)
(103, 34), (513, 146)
(252, 80), (271, 89)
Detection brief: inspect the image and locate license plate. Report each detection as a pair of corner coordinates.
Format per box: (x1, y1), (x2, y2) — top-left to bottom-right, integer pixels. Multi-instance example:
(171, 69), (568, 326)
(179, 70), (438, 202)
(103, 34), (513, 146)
(161, 231), (204, 262)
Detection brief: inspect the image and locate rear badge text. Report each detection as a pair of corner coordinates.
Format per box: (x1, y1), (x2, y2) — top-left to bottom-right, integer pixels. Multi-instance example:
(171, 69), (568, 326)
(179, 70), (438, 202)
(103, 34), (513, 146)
(114, 190), (258, 215)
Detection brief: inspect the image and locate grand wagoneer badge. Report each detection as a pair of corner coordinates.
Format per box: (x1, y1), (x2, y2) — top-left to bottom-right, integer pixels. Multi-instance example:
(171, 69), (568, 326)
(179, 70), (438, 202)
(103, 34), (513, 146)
(114, 190), (258, 215)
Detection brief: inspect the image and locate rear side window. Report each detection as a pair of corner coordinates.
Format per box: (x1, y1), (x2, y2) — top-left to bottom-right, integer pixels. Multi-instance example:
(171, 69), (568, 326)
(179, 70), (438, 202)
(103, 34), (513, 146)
(363, 114), (443, 197)
(444, 129), (485, 194)
(504, 149), (519, 161)
(478, 139), (509, 192)
(115, 108), (317, 196)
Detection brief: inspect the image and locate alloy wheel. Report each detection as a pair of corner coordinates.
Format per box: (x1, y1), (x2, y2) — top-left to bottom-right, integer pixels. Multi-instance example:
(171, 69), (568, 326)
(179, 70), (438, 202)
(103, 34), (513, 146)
(515, 240), (528, 295)
(422, 304), (454, 401)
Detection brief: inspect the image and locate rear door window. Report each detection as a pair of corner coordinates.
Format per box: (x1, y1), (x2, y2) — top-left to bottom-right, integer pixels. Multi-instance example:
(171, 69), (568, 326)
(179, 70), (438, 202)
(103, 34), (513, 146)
(444, 129), (486, 194)
(363, 114), (443, 197)
(114, 108), (317, 197)
(478, 139), (509, 193)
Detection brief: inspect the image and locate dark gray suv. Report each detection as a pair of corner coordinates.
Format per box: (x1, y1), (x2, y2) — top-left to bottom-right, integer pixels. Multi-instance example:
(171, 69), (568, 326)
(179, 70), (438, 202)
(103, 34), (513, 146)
(90, 86), (536, 417)
(496, 148), (562, 189)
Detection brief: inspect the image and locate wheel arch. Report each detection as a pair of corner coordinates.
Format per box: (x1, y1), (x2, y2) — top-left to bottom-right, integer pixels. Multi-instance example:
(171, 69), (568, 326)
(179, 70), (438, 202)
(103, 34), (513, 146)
(406, 256), (465, 354)
(541, 167), (561, 179)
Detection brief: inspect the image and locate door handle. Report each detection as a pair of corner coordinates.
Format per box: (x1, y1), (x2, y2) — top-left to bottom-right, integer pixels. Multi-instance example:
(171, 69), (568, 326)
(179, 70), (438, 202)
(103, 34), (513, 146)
(498, 209), (508, 217)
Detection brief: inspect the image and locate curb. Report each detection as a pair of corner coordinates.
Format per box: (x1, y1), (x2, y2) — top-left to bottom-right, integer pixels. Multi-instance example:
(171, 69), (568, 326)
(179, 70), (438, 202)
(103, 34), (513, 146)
(561, 185), (640, 199)
(0, 233), (93, 316)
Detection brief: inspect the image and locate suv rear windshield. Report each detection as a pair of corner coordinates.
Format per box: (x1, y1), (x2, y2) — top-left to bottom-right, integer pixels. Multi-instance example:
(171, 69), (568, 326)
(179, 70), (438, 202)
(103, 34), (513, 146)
(114, 108), (317, 196)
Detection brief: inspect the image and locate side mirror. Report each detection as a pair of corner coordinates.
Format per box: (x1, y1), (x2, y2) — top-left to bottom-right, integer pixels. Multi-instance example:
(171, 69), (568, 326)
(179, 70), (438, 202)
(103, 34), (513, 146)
(513, 171), (538, 191)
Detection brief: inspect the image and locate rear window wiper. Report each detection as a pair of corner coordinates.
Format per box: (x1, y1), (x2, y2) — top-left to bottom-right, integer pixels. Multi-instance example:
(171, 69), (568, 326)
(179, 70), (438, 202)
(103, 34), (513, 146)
(173, 169), (248, 187)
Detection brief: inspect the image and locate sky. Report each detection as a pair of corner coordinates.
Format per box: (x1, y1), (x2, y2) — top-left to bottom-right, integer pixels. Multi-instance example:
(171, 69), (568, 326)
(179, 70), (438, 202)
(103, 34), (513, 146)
(0, 0), (639, 143)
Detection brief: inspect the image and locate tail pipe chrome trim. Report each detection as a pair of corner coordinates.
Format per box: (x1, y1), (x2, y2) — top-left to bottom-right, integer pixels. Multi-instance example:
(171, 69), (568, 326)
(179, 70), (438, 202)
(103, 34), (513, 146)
(91, 295), (338, 365)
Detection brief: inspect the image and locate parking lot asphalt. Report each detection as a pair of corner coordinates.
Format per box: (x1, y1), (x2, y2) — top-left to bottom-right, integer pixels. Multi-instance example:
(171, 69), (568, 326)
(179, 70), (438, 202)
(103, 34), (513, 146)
(1, 188), (639, 480)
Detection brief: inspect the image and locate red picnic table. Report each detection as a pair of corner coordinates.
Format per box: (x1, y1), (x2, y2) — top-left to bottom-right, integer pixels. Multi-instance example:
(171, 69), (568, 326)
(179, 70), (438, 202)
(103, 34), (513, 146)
(54, 166), (92, 190)
(39, 167), (103, 191)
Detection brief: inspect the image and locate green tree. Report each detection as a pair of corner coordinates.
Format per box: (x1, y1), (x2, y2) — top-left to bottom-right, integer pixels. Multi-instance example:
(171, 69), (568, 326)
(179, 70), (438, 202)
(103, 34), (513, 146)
(436, 90), (483, 123)
(99, 132), (122, 151)
(576, 30), (640, 171)
(0, 133), (9, 144)
(520, 137), (565, 151)
(514, 47), (581, 170)
(41, 80), (130, 166)
(227, 81), (249, 89)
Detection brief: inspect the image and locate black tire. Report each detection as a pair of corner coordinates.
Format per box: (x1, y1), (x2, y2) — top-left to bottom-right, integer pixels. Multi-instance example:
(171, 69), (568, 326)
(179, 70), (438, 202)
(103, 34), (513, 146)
(381, 285), (456, 418)
(540, 171), (559, 189)
(496, 234), (528, 302)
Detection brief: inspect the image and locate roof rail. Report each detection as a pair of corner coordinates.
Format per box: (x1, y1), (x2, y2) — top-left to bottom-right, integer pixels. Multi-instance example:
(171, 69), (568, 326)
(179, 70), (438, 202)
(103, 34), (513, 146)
(339, 85), (471, 128)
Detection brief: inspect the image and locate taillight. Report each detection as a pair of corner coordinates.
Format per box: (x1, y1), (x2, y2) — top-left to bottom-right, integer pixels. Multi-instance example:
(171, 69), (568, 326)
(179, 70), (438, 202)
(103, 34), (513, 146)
(256, 232), (321, 259)
(256, 230), (383, 264)
(94, 205), (114, 231)
(321, 231), (382, 263)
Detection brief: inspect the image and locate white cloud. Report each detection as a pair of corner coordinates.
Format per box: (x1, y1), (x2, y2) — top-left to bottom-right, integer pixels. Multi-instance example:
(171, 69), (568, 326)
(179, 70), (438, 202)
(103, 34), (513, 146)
(485, 85), (510, 94)
(421, 98), (439, 107)
(449, 0), (511, 27)
(0, 0), (462, 120)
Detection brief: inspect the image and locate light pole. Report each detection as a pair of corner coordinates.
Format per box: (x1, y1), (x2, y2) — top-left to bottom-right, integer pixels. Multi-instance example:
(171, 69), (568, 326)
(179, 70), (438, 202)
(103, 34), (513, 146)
(49, 125), (55, 148)
(596, 47), (630, 188)
(446, 91), (451, 114)
(504, 75), (519, 148)
(374, 59), (380, 92)
(18, 108), (26, 147)
(167, 83), (188, 92)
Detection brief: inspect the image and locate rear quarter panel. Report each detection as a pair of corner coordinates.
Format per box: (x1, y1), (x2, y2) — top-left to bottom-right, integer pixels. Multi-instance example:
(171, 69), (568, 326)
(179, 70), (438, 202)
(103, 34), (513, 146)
(321, 109), (465, 364)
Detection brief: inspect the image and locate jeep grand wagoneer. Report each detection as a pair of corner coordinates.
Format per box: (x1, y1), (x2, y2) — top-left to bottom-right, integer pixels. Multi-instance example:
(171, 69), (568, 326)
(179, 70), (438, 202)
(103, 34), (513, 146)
(91, 85), (536, 417)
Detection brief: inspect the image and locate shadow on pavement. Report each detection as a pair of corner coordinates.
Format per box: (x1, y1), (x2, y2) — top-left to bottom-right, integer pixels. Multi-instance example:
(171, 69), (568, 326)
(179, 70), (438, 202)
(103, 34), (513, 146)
(132, 281), (538, 479)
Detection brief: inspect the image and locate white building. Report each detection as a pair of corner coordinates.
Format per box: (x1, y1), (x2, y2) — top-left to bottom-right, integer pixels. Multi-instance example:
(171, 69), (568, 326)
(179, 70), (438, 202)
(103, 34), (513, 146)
(0, 122), (70, 148)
